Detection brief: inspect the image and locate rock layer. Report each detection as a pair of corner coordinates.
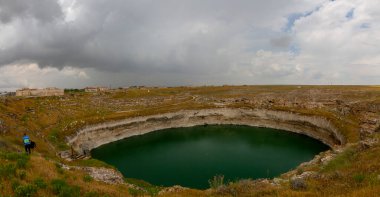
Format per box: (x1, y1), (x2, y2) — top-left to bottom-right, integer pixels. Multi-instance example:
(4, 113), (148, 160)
(67, 108), (345, 155)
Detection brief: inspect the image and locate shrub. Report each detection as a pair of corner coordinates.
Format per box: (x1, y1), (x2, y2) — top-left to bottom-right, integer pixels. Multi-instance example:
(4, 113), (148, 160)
(11, 180), (20, 191)
(353, 173), (365, 184)
(48, 128), (59, 144)
(125, 178), (161, 197)
(51, 179), (68, 194)
(0, 164), (16, 179)
(18, 170), (26, 180)
(0, 151), (29, 168)
(33, 177), (47, 189)
(50, 179), (80, 197)
(55, 163), (64, 174)
(146, 187), (160, 196)
(14, 184), (37, 197)
(83, 174), (93, 182)
(57, 186), (80, 197)
(1, 152), (20, 160)
(84, 191), (100, 197)
(209, 174), (225, 189)
(16, 155), (29, 169)
(128, 188), (145, 197)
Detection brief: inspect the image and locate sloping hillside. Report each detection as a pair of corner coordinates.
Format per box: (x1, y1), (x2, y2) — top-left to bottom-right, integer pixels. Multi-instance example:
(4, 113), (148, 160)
(1, 85), (380, 196)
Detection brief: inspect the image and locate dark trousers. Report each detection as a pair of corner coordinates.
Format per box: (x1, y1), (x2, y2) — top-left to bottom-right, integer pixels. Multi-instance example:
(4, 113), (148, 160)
(24, 144), (31, 154)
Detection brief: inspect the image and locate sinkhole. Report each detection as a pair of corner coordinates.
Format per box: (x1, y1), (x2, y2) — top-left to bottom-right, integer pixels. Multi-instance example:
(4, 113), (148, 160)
(91, 125), (329, 189)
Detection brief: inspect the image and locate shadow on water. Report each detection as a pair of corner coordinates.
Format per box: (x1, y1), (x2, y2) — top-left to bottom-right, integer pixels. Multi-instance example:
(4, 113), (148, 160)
(91, 125), (329, 189)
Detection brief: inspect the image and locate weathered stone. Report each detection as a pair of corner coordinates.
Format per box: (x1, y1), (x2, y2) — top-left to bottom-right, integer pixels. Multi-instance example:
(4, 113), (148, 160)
(59, 163), (125, 185)
(359, 138), (378, 150)
(321, 155), (334, 165)
(292, 171), (318, 180)
(82, 167), (125, 184)
(290, 177), (307, 190)
(67, 108), (344, 154)
(57, 151), (73, 161)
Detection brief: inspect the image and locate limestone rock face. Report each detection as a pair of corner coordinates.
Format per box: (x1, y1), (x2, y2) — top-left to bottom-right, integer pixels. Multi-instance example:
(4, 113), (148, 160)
(67, 108), (344, 155)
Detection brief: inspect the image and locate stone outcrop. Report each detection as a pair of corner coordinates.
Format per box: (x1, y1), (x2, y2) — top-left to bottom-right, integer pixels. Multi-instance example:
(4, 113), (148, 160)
(60, 164), (125, 184)
(67, 108), (345, 155)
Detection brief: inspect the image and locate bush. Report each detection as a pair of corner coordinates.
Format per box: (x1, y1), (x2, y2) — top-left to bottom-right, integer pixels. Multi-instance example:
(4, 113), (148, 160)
(57, 186), (80, 197)
(14, 184), (37, 197)
(11, 180), (20, 191)
(0, 151), (29, 169)
(51, 179), (68, 194)
(353, 174), (365, 184)
(33, 177), (47, 189)
(0, 164), (16, 179)
(84, 191), (100, 197)
(146, 187), (160, 196)
(128, 188), (145, 197)
(83, 174), (93, 182)
(55, 163), (64, 174)
(1, 152), (21, 160)
(18, 170), (27, 180)
(50, 179), (80, 197)
(209, 175), (225, 189)
(16, 155), (29, 169)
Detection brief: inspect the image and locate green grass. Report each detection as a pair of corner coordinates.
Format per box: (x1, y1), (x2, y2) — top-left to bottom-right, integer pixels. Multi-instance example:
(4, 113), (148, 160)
(125, 178), (162, 196)
(33, 177), (47, 189)
(322, 147), (357, 172)
(50, 179), (80, 197)
(2, 85), (380, 196)
(14, 184), (37, 197)
(83, 175), (93, 182)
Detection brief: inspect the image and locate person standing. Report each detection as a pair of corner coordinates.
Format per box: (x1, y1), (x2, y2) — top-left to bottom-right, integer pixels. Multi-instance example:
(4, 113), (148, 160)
(23, 133), (31, 154)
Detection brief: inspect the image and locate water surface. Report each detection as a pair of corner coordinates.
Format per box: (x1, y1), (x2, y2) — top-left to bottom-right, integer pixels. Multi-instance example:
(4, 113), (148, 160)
(91, 125), (328, 189)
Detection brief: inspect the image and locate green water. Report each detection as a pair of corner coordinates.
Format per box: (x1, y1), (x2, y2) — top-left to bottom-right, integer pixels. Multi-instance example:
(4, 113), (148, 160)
(91, 125), (329, 189)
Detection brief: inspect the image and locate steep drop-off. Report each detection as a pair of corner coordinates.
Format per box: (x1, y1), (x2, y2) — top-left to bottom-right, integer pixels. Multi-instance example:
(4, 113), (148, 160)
(68, 108), (345, 155)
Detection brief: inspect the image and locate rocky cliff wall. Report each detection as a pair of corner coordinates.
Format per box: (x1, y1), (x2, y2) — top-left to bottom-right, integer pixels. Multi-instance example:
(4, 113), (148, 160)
(67, 108), (345, 154)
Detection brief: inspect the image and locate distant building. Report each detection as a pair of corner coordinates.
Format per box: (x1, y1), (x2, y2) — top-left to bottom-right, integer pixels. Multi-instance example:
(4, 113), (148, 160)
(16, 88), (64, 97)
(84, 87), (109, 93)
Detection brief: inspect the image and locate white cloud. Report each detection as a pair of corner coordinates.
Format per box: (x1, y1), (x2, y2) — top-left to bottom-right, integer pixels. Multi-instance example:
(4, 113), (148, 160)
(0, 0), (379, 89)
(288, 0), (380, 84)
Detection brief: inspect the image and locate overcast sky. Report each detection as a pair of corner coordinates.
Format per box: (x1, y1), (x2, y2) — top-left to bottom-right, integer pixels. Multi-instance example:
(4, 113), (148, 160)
(0, 0), (379, 91)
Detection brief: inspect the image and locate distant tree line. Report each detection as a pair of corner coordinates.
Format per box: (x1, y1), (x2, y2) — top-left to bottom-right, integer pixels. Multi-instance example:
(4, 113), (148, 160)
(64, 89), (85, 93)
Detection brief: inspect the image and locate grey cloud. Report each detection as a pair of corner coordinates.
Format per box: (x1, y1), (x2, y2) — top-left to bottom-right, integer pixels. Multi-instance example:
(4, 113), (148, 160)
(270, 36), (292, 48)
(2, 0), (346, 88)
(0, 0), (320, 72)
(0, 0), (63, 23)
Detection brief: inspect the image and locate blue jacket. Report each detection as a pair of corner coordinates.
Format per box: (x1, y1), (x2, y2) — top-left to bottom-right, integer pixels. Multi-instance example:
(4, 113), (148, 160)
(23, 135), (31, 145)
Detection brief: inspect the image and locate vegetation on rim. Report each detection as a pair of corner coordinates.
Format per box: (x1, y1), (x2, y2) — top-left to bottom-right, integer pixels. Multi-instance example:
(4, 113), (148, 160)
(0, 85), (380, 196)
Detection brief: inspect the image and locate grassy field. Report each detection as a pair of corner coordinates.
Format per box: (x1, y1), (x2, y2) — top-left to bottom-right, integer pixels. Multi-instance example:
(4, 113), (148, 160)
(0, 85), (380, 196)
